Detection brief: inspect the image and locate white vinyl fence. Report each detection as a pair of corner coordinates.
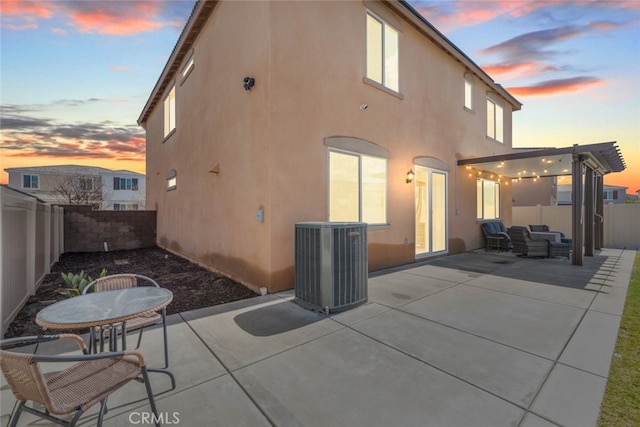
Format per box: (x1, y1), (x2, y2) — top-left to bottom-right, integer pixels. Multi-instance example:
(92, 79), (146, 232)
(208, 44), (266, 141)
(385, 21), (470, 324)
(513, 204), (640, 250)
(1, 186), (63, 335)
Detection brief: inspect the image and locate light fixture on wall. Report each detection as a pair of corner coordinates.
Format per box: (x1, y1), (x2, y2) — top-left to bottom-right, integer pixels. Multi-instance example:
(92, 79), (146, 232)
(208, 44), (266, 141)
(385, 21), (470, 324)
(243, 76), (255, 91)
(406, 169), (415, 184)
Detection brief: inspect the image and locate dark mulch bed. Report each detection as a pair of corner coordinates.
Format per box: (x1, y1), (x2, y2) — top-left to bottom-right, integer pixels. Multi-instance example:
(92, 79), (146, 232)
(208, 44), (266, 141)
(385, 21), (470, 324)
(4, 246), (258, 339)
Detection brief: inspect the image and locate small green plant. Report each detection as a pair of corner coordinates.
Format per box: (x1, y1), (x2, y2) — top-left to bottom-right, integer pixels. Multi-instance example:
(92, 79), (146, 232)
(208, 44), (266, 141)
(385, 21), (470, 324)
(59, 269), (107, 297)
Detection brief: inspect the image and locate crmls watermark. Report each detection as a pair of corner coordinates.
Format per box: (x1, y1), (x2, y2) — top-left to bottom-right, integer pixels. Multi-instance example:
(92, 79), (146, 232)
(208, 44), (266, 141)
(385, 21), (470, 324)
(129, 412), (180, 425)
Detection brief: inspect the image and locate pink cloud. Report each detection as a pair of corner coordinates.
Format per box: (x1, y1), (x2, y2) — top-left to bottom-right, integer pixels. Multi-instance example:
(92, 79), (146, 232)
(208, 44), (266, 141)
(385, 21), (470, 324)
(51, 27), (67, 35)
(414, 0), (640, 31)
(508, 76), (603, 96)
(0, 0), (55, 18)
(481, 61), (541, 77)
(110, 66), (130, 72)
(67, 2), (164, 36)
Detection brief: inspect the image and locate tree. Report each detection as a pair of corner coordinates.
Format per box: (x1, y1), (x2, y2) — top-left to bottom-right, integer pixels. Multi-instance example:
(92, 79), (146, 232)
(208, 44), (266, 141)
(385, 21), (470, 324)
(52, 174), (107, 209)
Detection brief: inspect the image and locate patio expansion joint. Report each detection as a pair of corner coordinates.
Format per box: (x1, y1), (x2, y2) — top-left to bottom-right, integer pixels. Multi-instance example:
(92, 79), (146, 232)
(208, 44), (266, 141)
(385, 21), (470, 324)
(393, 305), (559, 364)
(178, 312), (280, 427)
(462, 280), (600, 311)
(370, 281), (465, 311)
(343, 314), (532, 413)
(516, 249), (627, 427)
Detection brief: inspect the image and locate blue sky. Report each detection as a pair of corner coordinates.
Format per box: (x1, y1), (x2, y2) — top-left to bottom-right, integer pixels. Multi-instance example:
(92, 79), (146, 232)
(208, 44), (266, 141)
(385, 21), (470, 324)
(1, 0), (639, 191)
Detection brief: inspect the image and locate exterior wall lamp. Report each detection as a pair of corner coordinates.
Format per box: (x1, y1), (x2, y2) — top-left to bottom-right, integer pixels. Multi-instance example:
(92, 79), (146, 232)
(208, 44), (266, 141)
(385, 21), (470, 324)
(406, 169), (415, 184)
(243, 76), (255, 91)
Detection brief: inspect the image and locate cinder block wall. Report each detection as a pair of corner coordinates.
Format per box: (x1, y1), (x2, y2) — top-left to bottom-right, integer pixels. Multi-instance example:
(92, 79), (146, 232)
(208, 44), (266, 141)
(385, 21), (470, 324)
(63, 206), (156, 252)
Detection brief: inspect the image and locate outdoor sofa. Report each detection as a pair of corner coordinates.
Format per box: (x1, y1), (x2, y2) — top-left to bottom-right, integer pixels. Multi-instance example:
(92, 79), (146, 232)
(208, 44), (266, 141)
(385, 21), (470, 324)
(508, 226), (571, 259)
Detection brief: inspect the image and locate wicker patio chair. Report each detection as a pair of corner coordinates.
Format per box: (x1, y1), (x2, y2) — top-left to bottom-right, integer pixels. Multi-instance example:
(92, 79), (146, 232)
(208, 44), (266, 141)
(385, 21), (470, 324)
(0, 334), (160, 427)
(508, 226), (571, 259)
(480, 221), (512, 251)
(529, 224), (572, 244)
(507, 226), (552, 257)
(83, 274), (169, 369)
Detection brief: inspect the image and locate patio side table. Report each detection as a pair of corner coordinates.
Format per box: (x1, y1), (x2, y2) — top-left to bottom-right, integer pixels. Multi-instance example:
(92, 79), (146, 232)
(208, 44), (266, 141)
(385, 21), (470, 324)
(486, 235), (504, 252)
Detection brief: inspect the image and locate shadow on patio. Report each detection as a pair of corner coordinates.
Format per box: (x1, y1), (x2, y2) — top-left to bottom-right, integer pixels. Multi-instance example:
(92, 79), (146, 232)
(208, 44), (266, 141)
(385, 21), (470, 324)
(1, 248), (634, 427)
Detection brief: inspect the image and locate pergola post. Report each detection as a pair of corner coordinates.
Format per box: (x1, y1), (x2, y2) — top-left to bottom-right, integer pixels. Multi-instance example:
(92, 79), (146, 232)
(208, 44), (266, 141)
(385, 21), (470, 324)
(572, 155), (584, 266)
(595, 174), (604, 249)
(584, 166), (595, 256)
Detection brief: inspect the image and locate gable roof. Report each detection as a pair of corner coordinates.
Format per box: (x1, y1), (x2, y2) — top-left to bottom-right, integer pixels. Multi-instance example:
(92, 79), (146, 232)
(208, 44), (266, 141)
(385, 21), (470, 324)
(137, 0), (521, 126)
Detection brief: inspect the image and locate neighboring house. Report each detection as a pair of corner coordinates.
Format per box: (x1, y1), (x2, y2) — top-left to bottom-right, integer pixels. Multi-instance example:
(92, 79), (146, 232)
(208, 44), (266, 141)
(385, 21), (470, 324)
(138, 0), (521, 292)
(513, 178), (629, 206)
(4, 165), (145, 210)
(557, 184), (628, 205)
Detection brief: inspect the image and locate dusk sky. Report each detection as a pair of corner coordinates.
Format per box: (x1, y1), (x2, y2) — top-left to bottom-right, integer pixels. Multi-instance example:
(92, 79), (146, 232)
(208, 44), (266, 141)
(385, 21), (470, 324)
(1, 0), (639, 192)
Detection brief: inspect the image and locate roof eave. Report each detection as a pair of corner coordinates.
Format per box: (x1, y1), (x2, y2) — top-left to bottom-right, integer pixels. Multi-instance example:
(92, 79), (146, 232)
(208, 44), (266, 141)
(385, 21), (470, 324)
(393, 0), (522, 111)
(137, 0), (217, 126)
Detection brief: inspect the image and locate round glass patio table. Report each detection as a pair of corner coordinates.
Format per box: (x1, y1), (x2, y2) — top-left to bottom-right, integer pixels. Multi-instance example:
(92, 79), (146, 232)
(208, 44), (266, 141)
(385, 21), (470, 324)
(36, 287), (173, 331)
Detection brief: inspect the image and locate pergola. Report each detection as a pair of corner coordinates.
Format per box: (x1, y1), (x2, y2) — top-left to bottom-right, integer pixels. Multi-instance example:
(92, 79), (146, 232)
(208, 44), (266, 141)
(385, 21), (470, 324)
(458, 142), (626, 265)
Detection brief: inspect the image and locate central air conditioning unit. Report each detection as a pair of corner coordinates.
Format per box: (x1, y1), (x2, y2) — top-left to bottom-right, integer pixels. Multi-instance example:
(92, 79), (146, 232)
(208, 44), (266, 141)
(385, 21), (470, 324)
(294, 222), (368, 313)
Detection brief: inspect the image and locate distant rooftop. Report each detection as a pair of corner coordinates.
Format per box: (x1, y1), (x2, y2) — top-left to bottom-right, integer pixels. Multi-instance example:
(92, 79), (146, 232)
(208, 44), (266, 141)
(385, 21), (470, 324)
(4, 164), (143, 176)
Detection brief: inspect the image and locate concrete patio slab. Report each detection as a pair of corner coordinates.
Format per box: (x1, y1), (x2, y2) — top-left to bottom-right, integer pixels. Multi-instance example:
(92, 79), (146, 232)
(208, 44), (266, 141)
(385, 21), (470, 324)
(400, 284), (585, 359)
(108, 375), (271, 427)
(352, 309), (553, 406)
(330, 301), (391, 327)
(234, 328), (524, 427)
(180, 295), (343, 371)
(530, 363), (607, 427)
(466, 274), (597, 309)
(520, 413), (561, 427)
(367, 271), (457, 308)
(402, 263), (484, 283)
(559, 310), (622, 376)
(2, 248), (634, 427)
(590, 285), (630, 316)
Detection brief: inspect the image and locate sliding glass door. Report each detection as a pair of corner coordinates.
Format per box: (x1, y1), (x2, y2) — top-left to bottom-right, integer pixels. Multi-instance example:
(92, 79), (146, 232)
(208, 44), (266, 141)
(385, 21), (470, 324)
(415, 166), (447, 257)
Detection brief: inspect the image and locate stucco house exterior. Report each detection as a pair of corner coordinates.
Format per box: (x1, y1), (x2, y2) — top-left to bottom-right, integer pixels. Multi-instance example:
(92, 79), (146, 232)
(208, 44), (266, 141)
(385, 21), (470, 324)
(138, 0), (521, 293)
(4, 165), (145, 210)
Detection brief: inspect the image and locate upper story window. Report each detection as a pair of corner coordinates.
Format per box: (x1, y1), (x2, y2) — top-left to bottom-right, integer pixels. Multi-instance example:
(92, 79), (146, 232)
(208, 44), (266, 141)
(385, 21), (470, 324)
(164, 84), (176, 138)
(486, 98), (504, 143)
(181, 54), (194, 83)
(113, 177), (138, 191)
(464, 75), (473, 110)
(477, 178), (500, 220)
(78, 176), (95, 191)
(366, 11), (399, 93)
(167, 169), (177, 191)
(22, 174), (39, 189)
(329, 149), (387, 224)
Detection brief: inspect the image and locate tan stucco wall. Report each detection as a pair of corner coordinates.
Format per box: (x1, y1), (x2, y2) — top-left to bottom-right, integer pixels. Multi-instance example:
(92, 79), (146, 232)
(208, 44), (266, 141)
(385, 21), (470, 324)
(512, 177), (556, 206)
(144, 0), (517, 292)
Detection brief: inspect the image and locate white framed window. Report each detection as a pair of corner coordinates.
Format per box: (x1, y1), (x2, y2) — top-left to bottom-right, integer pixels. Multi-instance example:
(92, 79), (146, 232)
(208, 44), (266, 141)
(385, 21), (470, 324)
(477, 178), (500, 220)
(366, 11), (399, 93)
(78, 176), (95, 191)
(22, 174), (39, 189)
(329, 149), (387, 224)
(164, 84), (176, 138)
(181, 54), (194, 83)
(167, 169), (177, 191)
(464, 77), (473, 110)
(114, 203), (139, 211)
(486, 98), (504, 142)
(113, 177), (138, 191)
